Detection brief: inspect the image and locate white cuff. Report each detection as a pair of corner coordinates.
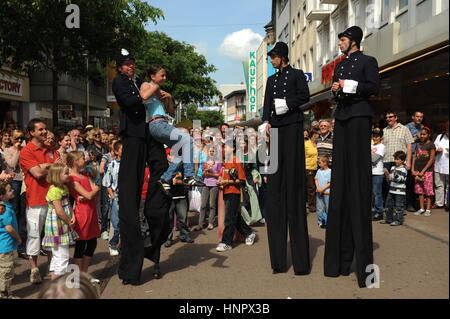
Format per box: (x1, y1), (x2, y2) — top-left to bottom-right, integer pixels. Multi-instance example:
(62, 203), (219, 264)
(343, 80), (358, 94)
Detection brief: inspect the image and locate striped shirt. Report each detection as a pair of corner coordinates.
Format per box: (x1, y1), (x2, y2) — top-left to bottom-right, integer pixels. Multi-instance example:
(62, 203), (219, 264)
(316, 132), (333, 163)
(388, 166), (407, 195)
(383, 123), (414, 163)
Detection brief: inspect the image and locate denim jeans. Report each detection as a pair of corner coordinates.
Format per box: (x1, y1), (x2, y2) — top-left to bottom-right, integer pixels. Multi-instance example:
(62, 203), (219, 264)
(222, 193), (252, 246)
(100, 186), (111, 233)
(315, 193), (329, 224)
(148, 119), (194, 182)
(372, 175), (384, 214)
(109, 197), (120, 248)
(167, 198), (190, 241)
(385, 193), (405, 224)
(199, 186), (219, 226)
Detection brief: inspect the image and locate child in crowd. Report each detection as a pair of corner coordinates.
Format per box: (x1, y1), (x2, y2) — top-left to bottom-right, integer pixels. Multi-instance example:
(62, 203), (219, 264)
(412, 127), (436, 216)
(139, 65), (204, 195)
(99, 139), (118, 240)
(42, 163), (77, 280)
(164, 148), (194, 247)
(0, 183), (21, 299)
(382, 151), (408, 226)
(371, 131), (386, 221)
(67, 151), (100, 279)
(216, 140), (256, 252)
(196, 146), (222, 231)
(102, 141), (122, 256)
(315, 155), (331, 229)
(37, 272), (99, 299)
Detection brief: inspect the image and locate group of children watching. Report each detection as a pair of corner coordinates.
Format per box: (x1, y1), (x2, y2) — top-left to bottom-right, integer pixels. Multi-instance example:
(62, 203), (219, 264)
(0, 140), (123, 299)
(372, 126), (438, 226)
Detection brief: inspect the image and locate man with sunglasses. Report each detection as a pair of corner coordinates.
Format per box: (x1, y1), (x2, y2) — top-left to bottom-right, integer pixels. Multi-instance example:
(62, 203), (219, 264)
(324, 26), (380, 288)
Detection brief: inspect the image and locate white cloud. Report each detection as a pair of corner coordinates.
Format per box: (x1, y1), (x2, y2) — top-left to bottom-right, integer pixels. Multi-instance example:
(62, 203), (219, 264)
(194, 42), (208, 55)
(219, 29), (263, 61)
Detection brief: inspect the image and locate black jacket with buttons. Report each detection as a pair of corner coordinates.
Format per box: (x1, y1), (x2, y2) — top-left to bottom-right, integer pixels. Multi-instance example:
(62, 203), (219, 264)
(262, 65), (310, 127)
(112, 73), (147, 138)
(333, 50), (380, 121)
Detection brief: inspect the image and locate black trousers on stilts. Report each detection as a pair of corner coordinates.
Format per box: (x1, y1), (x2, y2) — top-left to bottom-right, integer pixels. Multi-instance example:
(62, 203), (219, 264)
(144, 137), (171, 263)
(118, 135), (147, 283)
(118, 134), (170, 283)
(324, 116), (374, 288)
(266, 121), (311, 274)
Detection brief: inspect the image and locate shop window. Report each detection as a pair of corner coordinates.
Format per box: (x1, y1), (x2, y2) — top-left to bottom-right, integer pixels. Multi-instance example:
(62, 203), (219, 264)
(371, 49), (449, 134)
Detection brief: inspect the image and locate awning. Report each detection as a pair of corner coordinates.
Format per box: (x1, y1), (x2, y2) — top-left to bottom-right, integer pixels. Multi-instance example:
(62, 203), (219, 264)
(299, 90), (335, 112)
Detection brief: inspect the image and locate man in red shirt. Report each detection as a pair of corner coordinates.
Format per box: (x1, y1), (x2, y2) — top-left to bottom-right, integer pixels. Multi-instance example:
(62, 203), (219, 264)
(216, 139), (256, 252)
(19, 119), (58, 284)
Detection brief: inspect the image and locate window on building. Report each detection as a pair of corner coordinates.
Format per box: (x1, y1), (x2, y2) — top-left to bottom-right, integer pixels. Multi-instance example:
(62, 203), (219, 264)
(292, 19), (296, 43)
(331, 14), (339, 57)
(309, 47), (314, 75)
(303, 53), (307, 72)
(302, 3), (307, 29)
(280, 0), (289, 14)
(398, 0), (408, 11)
(365, 0), (374, 36)
(380, 0), (390, 25)
(416, 0), (432, 25)
(396, 0), (409, 32)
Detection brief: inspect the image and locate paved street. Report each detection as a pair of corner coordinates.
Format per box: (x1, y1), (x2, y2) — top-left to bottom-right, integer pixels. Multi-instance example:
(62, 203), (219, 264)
(11, 209), (449, 299)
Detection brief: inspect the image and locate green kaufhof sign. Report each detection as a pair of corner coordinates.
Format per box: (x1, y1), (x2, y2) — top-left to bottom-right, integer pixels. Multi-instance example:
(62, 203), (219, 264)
(248, 51), (257, 113)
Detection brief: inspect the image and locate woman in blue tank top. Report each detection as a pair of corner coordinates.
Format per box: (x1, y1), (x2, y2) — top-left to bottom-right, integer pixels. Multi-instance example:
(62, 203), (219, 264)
(140, 65), (205, 196)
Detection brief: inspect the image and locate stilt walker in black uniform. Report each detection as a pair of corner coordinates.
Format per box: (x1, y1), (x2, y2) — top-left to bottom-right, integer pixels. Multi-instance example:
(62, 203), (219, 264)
(323, 27), (380, 288)
(262, 42), (311, 275)
(112, 49), (170, 285)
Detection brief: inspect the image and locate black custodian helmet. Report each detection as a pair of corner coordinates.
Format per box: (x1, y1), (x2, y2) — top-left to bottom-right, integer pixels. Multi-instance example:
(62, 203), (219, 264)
(115, 48), (135, 67)
(338, 26), (363, 46)
(268, 41), (289, 58)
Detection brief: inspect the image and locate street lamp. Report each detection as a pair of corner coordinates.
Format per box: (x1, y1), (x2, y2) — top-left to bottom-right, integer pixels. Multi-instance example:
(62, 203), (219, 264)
(82, 51), (89, 125)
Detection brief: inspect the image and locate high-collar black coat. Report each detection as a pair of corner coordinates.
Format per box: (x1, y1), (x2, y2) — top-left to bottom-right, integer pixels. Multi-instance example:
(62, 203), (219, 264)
(262, 65), (310, 127)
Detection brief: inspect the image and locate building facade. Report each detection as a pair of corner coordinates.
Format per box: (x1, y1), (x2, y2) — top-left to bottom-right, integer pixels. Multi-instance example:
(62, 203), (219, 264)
(0, 66), (30, 128)
(273, 0), (449, 131)
(30, 71), (109, 130)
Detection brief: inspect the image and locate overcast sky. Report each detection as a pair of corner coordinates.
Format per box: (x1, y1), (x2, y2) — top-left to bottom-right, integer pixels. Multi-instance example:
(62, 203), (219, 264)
(145, 0), (272, 86)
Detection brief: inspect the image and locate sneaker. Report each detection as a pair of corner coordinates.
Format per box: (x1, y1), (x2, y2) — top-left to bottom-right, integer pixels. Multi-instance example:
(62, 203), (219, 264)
(390, 221), (402, 226)
(423, 210), (432, 217)
(180, 237), (194, 243)
(259, 218), (266, 224)
(414, 209), (425, 216)
(320, 223), (327, 229)
(207, 224), (214, 230)
(245, 232), (256, 246)
(109, 247), (119, 256)
(90, 278), (100, 284)
(30, 268), (42, 284)
(157, 179), (172, 198)
(164, 239), (174, 248)
(101, 231), (109, 240)
(183, 176), (205, 187)
(216, 243), (232, 252)
(372, 213), (383, 221)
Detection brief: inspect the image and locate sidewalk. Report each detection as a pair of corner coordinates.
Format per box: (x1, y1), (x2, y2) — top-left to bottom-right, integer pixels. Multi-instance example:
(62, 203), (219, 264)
(10, 209), (448, 299)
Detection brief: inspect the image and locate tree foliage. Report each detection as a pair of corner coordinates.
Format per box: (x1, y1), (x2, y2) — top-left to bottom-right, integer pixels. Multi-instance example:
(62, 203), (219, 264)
(185, 104), (224, 128)
(135, 31), (220, 105)
(0, 0), (163, 126)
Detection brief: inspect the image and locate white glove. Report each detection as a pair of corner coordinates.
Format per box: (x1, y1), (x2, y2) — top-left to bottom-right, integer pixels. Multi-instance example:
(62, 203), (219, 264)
(274, 98), (289, 115)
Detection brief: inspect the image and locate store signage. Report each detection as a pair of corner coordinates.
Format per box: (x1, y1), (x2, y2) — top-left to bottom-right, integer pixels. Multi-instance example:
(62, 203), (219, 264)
(305, 73), (313, 82)
(248, 51), (257, 113)
(58, 104), (73, 111)
(0, 72), (23, 97)
(321, 55), (346, 84)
